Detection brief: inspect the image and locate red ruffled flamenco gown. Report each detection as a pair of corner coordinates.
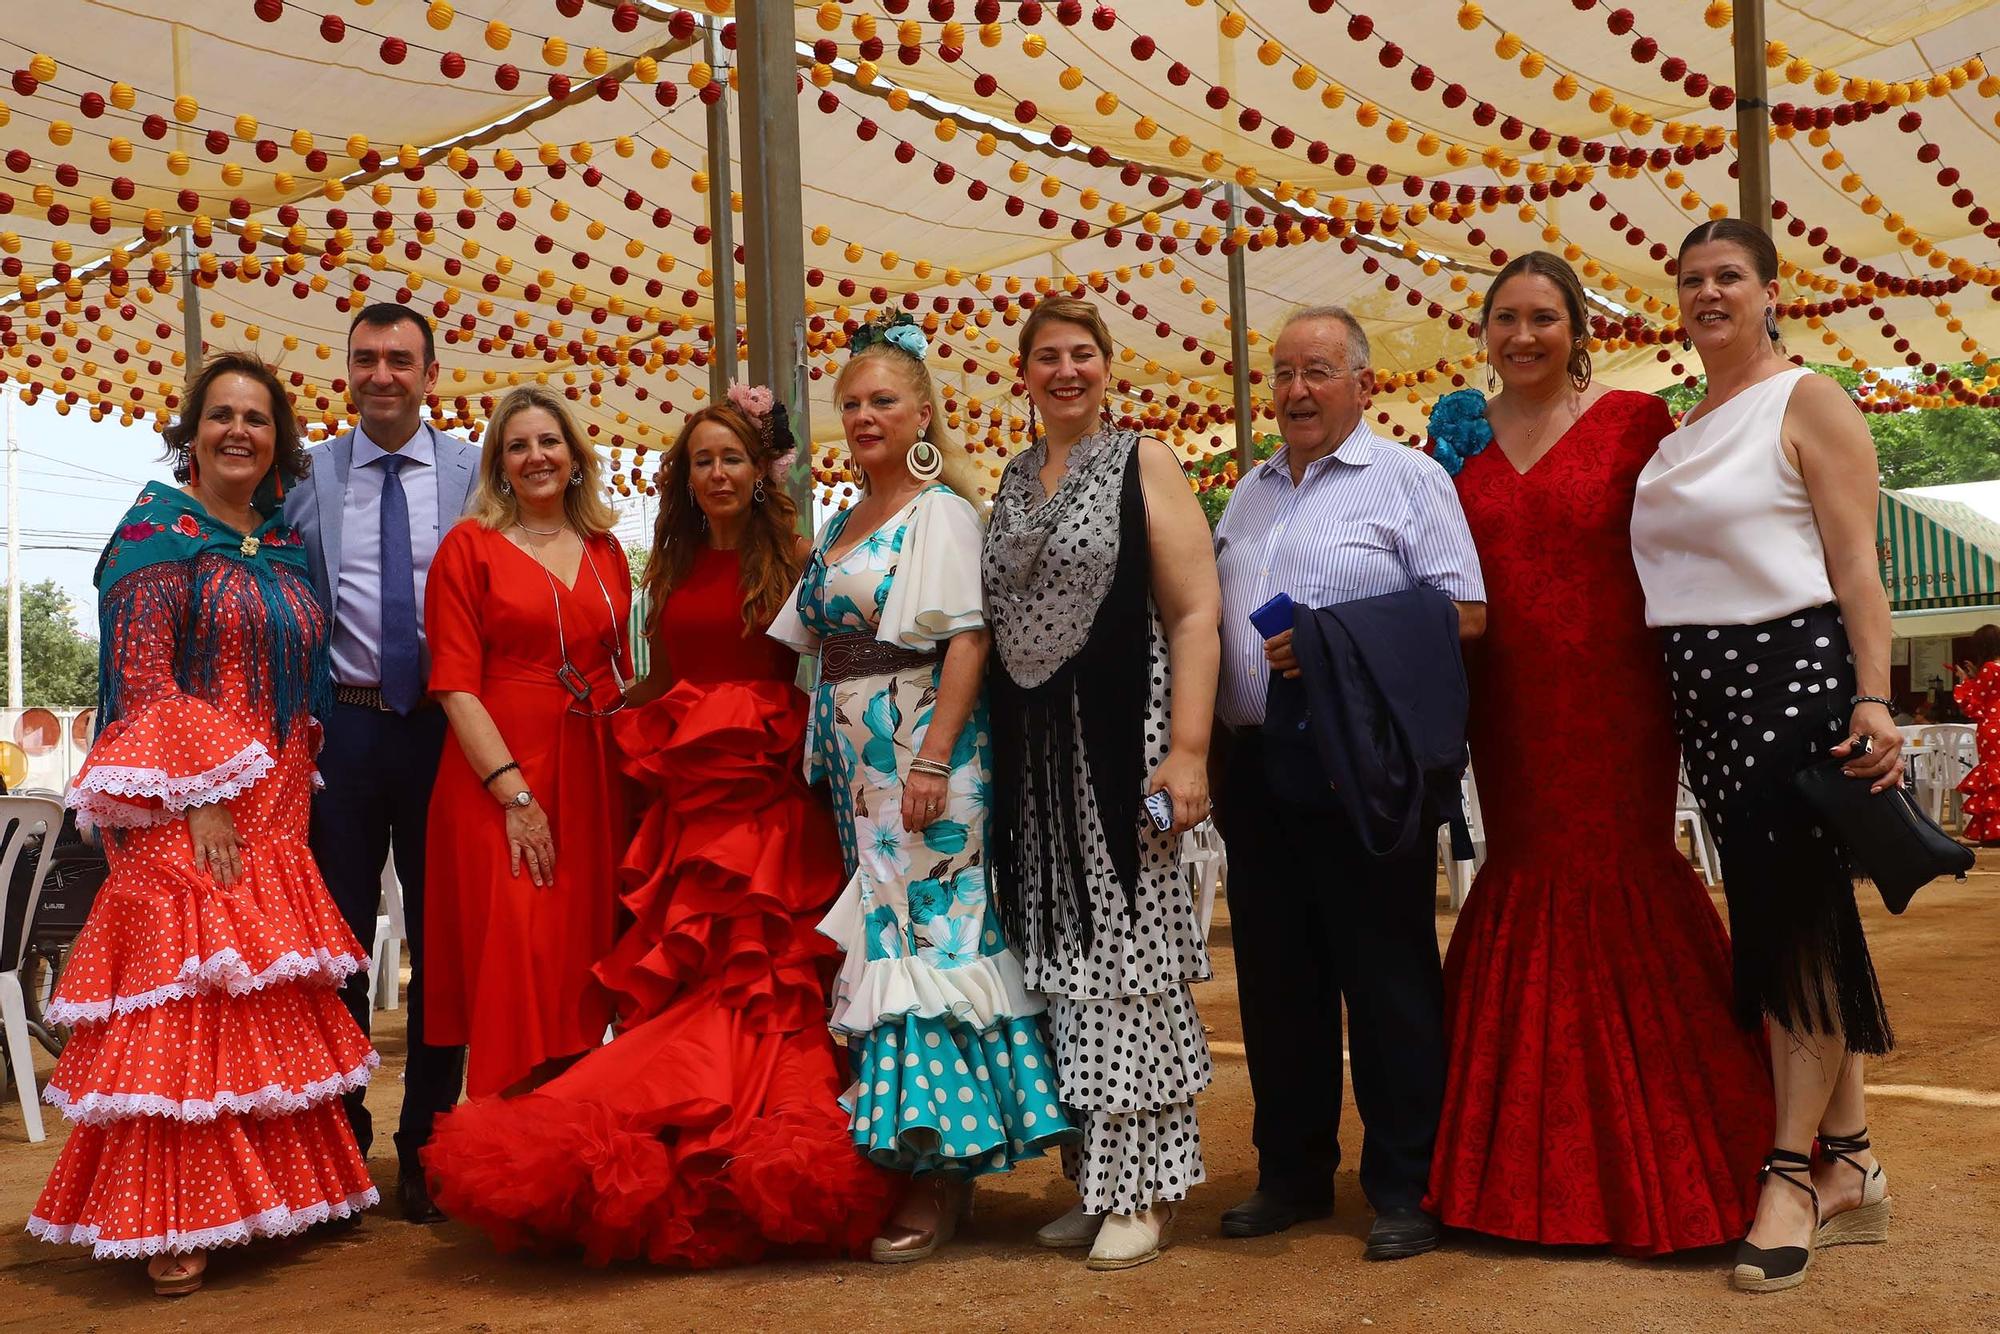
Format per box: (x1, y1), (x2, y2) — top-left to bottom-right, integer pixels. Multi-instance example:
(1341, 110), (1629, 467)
(1953, 660), (2000, 843)
(30, 489), (377, 1258)
(422, 545), (897, 1266)
(1426, 391), (1773, 1255)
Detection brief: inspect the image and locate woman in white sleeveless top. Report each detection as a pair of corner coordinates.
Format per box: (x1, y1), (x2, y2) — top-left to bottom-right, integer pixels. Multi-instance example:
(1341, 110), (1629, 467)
(1631, 219), (1904, 1294)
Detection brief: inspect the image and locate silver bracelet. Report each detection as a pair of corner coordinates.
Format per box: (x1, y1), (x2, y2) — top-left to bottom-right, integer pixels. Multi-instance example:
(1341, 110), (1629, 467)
(908, 757), (952, 778)
(1850, 694), (1894, 710)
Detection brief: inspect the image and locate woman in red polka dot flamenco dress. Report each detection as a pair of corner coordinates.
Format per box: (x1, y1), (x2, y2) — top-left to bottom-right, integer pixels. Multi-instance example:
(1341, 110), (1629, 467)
(1952, 624), (2000, 844)
(27, 355), (377, 1296)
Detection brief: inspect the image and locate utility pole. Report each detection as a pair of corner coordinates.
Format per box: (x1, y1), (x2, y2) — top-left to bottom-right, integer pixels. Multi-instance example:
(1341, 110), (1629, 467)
(1225, 184), (1255, 473)
(703, 16), (737, 402)
(5, 385), (20, 709)
(738, 0), (810, 509)
(1732, 0), (1772, 224)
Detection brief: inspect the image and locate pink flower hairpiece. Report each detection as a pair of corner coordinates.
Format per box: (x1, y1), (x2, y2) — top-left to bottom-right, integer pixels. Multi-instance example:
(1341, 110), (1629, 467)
(767, 449), (796, 483)
(726, 382), (774, 419)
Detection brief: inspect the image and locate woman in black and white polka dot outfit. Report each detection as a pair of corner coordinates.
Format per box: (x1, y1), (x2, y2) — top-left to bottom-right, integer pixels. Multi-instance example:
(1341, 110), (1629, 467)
(982, 297), (1222, 1271)
(1631, 220), (1905, 1295)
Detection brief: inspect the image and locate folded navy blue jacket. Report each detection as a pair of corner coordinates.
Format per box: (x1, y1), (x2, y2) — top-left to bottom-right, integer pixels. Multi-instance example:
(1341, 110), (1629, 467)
(1261, 586), (1473, 861)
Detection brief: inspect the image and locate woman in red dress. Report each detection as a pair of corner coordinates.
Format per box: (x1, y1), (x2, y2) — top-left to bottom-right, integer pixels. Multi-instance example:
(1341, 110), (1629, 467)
(1423, 253), (1773, 1255)
(1951, 624), (2000, 843)
(30, 354), (376, 1295)
(421, 385), (630, 1101)
(423, 396), (896, 1264)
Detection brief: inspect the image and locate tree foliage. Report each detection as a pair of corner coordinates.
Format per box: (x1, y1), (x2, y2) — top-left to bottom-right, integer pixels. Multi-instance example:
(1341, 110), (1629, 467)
(0, 580), (99, 707)
(1661, 363), (2000, 490)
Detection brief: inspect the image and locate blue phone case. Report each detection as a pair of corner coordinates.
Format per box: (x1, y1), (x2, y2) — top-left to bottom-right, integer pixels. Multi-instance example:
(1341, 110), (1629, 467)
(1249, 591), (1295, 640)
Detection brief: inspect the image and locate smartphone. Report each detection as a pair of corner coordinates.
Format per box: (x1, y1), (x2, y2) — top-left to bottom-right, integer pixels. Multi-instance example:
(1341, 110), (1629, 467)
(1249, 591), (1295, 640)
(1143, 788), (1176, 832)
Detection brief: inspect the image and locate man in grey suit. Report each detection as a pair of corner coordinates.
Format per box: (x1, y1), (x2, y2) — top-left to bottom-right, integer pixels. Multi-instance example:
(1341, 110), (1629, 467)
(287, 303), (478, 1223)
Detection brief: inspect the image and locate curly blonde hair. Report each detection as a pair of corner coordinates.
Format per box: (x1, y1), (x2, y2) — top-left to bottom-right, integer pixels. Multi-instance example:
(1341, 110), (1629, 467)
(835, 341), (983, 504)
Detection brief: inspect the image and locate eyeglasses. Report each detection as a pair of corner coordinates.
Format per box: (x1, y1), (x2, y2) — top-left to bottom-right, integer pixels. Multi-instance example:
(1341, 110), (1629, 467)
(1270, 364), (1360, 390)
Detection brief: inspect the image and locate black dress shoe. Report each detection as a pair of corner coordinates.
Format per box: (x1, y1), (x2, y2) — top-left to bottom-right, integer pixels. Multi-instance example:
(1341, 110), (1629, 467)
(398, 1170), (447, 1225)
(1363, 1206), (1440, 1260)
(1220, 1190), (1334, 1238)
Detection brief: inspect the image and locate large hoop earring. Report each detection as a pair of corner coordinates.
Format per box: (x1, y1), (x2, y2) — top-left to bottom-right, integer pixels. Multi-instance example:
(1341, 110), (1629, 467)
(1567, 342), (1593, 393)
(906, 438), (944, 483)
(1764, 307), (1781, 342)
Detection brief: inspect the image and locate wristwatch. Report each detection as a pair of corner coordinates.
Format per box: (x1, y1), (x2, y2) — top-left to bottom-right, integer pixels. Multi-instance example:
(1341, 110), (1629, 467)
(505, 789), (534, 809)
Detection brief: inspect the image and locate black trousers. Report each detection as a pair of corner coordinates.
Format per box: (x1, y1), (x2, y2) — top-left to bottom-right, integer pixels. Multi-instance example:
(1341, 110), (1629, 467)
(310, 700), (465, 1176)
(1213, 728), (1445, 1212)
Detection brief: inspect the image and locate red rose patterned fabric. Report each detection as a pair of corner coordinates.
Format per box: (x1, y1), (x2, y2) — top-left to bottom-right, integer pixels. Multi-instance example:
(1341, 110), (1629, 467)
(1954, 660), (2000, 842)
(29, 486), (376, 1259)
(1425, 391), (1774, 1255)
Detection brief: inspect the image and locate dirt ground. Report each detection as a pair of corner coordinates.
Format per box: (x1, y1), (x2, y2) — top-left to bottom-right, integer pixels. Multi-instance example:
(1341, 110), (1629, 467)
(4, 854), (1998, 1334)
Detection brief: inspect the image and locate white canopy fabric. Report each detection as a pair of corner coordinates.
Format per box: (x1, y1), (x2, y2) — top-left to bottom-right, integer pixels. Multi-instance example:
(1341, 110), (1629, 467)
(3, 0), (1998, 508)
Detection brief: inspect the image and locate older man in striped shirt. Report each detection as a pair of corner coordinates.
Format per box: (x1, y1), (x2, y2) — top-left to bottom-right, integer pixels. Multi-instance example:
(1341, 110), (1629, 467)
(1211, 305), (1485, 1262)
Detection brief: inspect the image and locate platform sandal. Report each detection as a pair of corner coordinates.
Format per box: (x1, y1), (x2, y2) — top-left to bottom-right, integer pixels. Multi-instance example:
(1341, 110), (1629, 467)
(1815, 1128), (1891, 1247)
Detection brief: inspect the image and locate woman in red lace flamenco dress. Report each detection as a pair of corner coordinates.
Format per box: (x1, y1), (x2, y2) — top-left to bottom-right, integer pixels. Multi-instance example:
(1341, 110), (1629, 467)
(1423, 256), (1772, 1255)
(1952, 625), (2000, 844)
(423, 399), (896, 1265)
(29, 355), (377, 1295)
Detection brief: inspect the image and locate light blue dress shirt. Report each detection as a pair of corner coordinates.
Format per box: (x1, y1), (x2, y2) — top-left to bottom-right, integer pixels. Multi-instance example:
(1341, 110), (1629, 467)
(1213, 420), (1485, 728)
(331, 423), (443, 688)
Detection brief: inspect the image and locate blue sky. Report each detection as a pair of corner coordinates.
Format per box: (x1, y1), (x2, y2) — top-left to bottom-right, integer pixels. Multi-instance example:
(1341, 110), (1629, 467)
(2, 390), (174, 632)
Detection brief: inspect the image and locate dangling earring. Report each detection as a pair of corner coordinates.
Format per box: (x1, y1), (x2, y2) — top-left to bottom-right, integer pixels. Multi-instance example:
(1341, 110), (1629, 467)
(1568, 342), (1592, 393)
(1484, 360), (1496, 392)
(271, 469), (285, 503)
(499, 476), (512, 495)
(1681, 329), (1692, 351)
(906, 438), (944, 483)
(1764, 307), (1781, 342)
(752, 478), (766, 504)
(568, 468), (583, 488)
(1026, 400), (1040, 446)
(188, 451), (202, 488)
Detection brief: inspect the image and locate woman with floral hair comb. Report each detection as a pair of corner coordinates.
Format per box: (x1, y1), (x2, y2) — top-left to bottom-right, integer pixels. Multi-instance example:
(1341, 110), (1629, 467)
(770, 313), (1075, 1264)
(422, 391), (900, 1267)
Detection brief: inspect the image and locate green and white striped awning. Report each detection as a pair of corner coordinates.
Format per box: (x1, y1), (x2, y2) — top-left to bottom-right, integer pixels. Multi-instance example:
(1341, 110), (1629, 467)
(1877, 489), (2000, 612)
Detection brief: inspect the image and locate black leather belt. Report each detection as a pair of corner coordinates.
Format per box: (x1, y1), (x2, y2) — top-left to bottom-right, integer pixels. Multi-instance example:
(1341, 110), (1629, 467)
(820, 631), (939, 684)
(334, 684), (436, 712)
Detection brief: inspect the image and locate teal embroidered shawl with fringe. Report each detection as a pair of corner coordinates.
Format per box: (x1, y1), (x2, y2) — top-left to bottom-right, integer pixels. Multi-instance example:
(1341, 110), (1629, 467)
(94, 483), (329, 741)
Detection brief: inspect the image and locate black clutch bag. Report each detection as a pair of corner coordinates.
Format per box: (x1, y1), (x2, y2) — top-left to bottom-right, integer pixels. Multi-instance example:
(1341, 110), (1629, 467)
(1792, 753), (1974, 913)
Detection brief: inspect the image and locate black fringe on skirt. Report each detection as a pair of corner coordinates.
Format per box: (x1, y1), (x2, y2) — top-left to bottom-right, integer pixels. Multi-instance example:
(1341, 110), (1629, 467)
(1662, 603), (1893, 1054)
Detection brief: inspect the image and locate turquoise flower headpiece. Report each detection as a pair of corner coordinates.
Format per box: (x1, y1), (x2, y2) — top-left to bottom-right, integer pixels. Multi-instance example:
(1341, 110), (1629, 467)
(850, 310), (930, 362)
(1427, 389), (1493, 477)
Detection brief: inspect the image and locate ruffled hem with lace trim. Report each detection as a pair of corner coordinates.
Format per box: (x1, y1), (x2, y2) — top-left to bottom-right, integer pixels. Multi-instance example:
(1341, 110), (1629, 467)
(68, 742), (276, 830)
(46, 1053), (378, 1126)
(27, 1188), (378, 1260)
(46, 944), (362, 1027)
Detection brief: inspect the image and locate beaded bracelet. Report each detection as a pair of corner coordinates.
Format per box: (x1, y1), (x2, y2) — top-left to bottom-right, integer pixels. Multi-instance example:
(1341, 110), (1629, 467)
(482, 760), (521, 789)
(1849, 695), (1895, 710)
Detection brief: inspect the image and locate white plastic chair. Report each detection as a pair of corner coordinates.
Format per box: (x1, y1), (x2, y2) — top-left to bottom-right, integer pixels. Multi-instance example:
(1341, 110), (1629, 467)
(1917, 724), (1978, 827)
(369, 856), (406, 1012)
(1440, 770), (1487, 910)
(1180, 820), (1226, 944)
(0, 793), (64, 1142)
(1675, 771), (1722, 885)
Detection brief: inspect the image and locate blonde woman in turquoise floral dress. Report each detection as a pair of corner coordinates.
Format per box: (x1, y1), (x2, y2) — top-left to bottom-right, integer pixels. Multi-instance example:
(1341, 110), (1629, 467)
(771, 317), (1074, 1264)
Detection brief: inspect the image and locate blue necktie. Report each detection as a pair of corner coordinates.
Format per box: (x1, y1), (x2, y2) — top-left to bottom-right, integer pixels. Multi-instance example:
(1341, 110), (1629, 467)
(378, 454), (422, 715)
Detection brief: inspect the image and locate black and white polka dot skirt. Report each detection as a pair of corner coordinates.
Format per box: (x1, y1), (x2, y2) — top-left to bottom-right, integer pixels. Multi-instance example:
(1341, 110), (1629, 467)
(1662, 603), (1892, 1054)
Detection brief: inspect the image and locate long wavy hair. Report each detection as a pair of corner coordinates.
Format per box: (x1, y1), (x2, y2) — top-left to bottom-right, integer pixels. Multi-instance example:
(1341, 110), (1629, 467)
(642, 403), (803, 635)
(466, 385), (618, 535)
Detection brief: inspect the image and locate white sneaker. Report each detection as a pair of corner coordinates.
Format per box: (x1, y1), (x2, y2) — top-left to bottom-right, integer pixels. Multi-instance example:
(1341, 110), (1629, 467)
(1036, 1203), (1104, 1249)
(1086, 1203), (1175, 1271)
